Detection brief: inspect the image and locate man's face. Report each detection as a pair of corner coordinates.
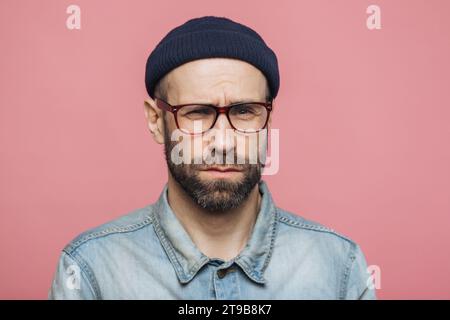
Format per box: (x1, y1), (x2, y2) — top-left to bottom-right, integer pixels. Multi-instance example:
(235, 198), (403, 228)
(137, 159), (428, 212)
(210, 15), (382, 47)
(161, 58), (271, 213)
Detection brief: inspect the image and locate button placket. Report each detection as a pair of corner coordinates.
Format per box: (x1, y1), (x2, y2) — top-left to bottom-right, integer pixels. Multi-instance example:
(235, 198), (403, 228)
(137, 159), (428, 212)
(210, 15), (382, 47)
(213, 265), (239, 300)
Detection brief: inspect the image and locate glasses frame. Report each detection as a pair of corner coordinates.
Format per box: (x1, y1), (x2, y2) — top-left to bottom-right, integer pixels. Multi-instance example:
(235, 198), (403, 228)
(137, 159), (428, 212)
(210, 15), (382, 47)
(155, 97), (273, 135)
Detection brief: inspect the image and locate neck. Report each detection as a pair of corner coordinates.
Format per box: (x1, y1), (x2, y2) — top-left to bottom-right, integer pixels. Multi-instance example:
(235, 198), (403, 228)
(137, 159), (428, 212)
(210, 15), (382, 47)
(166, 173), (262, 261)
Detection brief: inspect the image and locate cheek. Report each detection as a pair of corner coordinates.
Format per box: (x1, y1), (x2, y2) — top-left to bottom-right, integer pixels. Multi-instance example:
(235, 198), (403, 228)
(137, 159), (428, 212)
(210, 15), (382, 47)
(238, 134), (267, 159)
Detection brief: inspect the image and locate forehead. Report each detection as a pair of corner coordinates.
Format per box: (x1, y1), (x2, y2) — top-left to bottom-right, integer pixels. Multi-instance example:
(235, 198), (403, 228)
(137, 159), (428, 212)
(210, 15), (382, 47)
(164, 58), (268, 104)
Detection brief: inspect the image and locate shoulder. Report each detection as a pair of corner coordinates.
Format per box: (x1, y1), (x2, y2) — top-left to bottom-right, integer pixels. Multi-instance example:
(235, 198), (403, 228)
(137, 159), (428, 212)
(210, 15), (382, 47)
(63, 204), (156, 255)
(275, 206), (358, 252)
(274, 207), (373, 299)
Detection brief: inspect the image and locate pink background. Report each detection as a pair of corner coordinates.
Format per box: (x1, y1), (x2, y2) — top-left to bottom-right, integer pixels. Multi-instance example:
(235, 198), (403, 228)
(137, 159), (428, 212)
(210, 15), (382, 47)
(1, 0), (449, 299)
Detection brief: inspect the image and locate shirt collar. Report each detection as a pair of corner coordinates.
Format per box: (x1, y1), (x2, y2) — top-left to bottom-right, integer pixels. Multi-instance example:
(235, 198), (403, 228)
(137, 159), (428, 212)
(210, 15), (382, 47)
(149, 180), (278, 285)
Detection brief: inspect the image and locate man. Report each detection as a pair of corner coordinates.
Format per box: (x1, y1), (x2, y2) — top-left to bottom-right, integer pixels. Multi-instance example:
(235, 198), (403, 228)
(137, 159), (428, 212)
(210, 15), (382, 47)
(49, 16), (376, 299)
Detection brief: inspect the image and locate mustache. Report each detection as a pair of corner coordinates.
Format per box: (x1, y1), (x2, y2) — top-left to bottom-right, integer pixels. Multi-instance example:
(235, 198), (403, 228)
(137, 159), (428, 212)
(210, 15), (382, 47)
(189, 163), (257, 170)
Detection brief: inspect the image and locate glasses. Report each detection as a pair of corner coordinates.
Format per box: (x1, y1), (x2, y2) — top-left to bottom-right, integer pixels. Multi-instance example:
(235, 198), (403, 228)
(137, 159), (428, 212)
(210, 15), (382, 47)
(155, 98), (273, 134)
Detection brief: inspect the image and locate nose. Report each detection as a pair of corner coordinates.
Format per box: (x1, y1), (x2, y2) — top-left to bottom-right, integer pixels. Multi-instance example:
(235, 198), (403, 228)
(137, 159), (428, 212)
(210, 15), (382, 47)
(208, 112), (235, 158)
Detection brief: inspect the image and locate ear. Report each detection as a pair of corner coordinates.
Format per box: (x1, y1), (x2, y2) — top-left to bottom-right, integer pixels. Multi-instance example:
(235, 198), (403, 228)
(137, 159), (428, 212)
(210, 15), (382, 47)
(144, 98), (165, 144)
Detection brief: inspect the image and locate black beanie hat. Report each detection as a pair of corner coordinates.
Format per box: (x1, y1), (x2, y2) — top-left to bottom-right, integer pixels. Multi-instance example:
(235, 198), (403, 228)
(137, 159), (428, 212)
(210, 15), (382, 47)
(145, 16), (280, 100)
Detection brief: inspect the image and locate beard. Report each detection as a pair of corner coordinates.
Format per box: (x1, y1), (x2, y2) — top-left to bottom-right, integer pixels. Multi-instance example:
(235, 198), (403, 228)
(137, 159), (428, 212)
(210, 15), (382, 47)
(163, 121), (262, 213)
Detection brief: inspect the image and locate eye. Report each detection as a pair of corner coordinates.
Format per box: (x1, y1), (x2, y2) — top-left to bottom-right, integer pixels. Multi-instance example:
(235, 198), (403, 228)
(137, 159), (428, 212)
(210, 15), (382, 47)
(188, 109), (210, 115)
(182, 106), (215, 116)
(231, 104), (259, 115)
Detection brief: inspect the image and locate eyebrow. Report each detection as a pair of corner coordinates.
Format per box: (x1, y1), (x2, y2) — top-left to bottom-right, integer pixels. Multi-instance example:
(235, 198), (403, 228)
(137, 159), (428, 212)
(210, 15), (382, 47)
(188, 99), (265, 106)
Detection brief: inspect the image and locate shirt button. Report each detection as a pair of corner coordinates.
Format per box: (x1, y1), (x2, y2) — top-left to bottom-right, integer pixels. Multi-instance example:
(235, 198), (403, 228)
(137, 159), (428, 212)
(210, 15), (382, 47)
(217, 266), (236, 279)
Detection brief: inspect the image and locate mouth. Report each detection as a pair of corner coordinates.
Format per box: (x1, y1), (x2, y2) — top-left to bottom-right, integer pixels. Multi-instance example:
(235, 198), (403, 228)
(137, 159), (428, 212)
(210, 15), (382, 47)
(202, 166), (243, 172)
(199, 166), (244, 178)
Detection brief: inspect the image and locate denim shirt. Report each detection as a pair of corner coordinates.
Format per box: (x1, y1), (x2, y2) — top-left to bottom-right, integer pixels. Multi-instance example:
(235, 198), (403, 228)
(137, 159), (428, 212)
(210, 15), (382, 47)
(48, 180), (376, 300)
